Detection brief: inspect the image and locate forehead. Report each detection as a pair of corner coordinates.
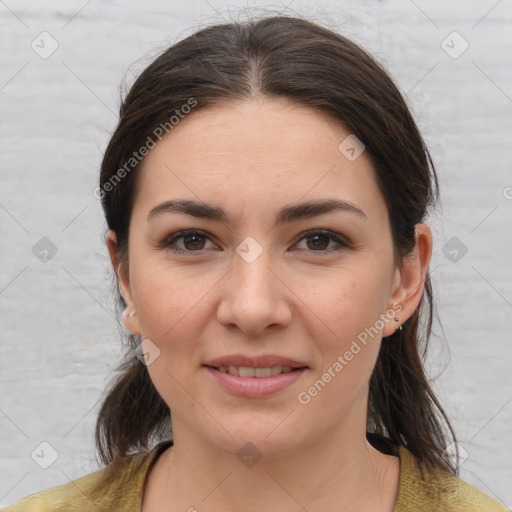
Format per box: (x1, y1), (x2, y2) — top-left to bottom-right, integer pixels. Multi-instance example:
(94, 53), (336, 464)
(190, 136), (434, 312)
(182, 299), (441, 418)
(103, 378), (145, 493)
(133, 97), (387, 226)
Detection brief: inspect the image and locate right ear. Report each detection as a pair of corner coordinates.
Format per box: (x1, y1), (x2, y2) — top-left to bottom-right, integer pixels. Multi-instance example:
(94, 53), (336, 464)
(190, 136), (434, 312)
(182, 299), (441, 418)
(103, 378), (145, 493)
(106, 230), (140, 334)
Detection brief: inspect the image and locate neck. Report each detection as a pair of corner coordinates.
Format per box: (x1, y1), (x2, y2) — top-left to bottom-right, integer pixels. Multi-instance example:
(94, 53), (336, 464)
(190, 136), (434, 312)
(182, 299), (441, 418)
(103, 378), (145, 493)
(144, 418), (399, 512)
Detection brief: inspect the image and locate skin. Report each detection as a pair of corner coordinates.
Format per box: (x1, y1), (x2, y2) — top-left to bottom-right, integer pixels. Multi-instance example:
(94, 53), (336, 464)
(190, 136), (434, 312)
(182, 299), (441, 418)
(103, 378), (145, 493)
(107, 96), (432, 512)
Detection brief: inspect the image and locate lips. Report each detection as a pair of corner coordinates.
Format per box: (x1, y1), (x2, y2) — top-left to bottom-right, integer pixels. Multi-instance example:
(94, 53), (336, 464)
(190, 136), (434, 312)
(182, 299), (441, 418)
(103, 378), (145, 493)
(204, 364), (307, 398)
(202, 355), (309, 397)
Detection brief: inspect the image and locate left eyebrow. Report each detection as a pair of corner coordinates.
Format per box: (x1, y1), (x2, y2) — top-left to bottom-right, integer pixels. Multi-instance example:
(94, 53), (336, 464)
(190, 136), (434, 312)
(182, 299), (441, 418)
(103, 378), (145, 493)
(147, 198), (367, 225)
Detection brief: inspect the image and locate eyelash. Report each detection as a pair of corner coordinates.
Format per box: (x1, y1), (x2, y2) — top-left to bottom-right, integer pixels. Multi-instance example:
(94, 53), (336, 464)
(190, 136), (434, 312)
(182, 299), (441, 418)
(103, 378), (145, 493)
(160, 229), (350, 256)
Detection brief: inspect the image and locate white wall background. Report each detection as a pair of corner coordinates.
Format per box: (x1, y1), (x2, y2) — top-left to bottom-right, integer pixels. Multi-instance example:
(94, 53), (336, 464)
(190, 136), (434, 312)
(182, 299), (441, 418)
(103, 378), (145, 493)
(0, 0), (511, 508)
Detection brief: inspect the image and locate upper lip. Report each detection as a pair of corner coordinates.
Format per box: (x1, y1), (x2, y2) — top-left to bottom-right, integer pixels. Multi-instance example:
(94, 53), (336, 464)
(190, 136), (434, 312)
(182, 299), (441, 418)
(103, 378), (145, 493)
(203, 354), (309, 369)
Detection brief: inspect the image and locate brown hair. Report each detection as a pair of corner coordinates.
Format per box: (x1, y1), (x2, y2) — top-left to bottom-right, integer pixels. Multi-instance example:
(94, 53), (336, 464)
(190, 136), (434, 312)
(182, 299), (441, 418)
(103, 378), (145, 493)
(95, 14), (458, 473)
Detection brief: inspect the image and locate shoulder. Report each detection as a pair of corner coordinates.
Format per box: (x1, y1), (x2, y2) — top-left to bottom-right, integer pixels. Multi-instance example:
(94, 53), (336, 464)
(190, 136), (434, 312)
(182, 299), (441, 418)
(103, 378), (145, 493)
(1, 450), (153, 512)
(394, 445), (509, 512)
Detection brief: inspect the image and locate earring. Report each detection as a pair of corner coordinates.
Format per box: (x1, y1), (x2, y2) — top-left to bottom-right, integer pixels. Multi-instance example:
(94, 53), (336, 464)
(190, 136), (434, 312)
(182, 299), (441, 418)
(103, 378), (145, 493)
(394, 317), (402, 331)
(129, 311), (136, 318)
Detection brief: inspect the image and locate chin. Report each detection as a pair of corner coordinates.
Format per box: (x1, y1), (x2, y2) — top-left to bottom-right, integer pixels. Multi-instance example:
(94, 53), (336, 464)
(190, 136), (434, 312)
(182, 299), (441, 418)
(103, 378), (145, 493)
(203, 421), (304, 459)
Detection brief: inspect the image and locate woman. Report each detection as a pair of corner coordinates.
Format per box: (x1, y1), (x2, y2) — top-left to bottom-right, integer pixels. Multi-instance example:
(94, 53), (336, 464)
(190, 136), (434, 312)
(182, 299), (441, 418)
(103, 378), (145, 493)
(4, 14), (507, 512)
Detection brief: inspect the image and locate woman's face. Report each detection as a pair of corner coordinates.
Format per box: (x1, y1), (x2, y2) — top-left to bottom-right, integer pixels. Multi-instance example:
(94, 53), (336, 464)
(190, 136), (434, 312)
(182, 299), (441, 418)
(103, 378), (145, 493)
(114, 97), (410, 456)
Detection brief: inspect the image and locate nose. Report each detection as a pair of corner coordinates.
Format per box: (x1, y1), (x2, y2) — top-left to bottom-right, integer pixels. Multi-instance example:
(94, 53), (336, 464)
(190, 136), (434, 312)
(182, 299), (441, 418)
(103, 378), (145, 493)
(216, 245), (292, 336)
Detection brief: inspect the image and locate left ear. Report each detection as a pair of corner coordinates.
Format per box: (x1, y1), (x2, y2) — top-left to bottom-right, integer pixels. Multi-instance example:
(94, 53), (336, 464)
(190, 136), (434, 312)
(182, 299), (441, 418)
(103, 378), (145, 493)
(382, 223), (433, 337)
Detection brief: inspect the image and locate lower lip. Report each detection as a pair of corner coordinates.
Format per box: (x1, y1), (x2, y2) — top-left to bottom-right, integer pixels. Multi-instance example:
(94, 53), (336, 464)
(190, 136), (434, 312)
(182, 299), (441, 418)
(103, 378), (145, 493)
(203, 366), (307, 398)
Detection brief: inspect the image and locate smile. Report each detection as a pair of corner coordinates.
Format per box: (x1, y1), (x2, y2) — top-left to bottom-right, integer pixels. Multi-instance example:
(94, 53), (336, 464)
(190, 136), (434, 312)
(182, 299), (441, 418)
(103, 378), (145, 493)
(208, 365), (303, 378)
(203, 365), (307, 398)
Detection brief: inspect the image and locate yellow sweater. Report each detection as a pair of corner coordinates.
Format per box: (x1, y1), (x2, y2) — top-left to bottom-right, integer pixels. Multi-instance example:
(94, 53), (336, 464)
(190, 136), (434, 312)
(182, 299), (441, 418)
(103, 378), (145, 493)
(2, 441), (508, 511)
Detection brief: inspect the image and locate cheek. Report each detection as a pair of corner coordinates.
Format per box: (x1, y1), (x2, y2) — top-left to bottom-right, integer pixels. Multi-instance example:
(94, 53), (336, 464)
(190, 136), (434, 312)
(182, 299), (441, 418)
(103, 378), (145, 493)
(131, 264), (212, 411)
(295, 278), (385, 416)
(300, 266), (390, 345)
(131, 256), (216, 341)
(300, 270), (390, 400)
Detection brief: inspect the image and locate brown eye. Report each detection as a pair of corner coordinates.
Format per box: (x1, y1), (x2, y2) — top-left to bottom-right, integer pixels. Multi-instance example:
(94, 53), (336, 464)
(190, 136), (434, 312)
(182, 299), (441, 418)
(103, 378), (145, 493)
(161, 229), (348, 256)
(306, 233), (330, 250)
(295, 230), (349, 253)
(162, 230), (215, 254)
(182, 233), (206, 250)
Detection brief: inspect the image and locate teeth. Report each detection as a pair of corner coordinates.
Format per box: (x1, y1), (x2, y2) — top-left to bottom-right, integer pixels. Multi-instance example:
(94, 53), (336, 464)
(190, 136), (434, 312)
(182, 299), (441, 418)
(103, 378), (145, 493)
(254, 367), (272, 378)
(217, 365), (295, 377)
